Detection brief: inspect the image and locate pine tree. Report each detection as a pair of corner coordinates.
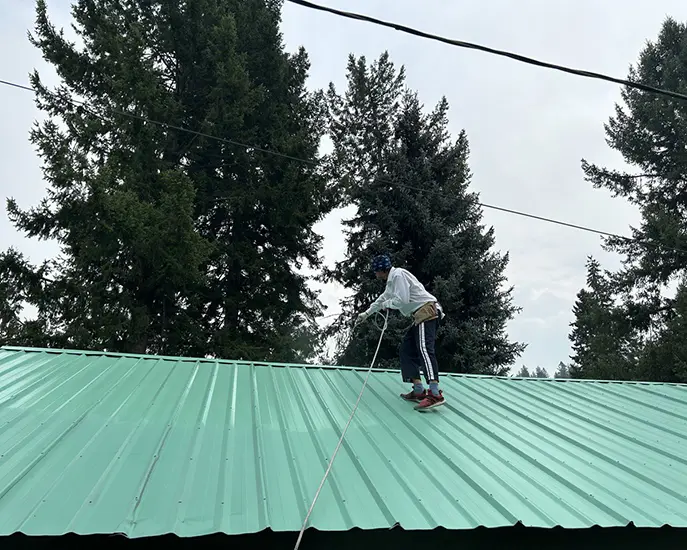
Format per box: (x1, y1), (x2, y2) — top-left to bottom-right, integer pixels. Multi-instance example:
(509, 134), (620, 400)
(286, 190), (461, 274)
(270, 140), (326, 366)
(1, 0), (331, 360)
(533, 366), (548, 378)
(514, 366), (531, 378)
(0, 249), (49, 346)
(325, 52), (524, 374)
(576, 17), (687, 382)
(634, 280), (687, 382)
(554, 361), (570, 378)
(323, 53), (406, 369)
(569, 258), (637, 380)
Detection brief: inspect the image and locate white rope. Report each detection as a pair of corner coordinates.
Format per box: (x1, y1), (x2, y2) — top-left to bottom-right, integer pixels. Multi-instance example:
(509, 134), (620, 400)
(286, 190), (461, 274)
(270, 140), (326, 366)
(293, 309), (389, 550)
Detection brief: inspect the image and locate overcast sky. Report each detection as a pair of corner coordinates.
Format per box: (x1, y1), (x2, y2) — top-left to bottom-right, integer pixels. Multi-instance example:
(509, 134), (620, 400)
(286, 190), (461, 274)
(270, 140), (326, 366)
(2, 1), (686, 373)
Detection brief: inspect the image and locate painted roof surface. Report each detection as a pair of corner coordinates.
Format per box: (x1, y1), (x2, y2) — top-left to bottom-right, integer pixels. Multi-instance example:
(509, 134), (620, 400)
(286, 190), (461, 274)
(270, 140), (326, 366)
(0, 346), (686, 538)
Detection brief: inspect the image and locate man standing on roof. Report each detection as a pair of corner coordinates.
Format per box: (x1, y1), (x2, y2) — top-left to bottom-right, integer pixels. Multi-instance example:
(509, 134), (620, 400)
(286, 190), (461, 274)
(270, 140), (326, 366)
(357, 254), (446, 411)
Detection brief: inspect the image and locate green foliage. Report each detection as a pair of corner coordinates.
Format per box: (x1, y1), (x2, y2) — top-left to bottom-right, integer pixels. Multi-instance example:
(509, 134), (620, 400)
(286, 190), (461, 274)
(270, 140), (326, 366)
(325, 52), (524, 374)
(514, 366), (531, 378)
(514, 366), (548, 378)
(0, 249), (51, 347)
(572, 18), (687, 382)
(554, 362), (570, 378)
(533, 366), (548, 378)
(569, 258), (639, 380)
(1, 0), (331, 361)
(634, 280), (687, 382)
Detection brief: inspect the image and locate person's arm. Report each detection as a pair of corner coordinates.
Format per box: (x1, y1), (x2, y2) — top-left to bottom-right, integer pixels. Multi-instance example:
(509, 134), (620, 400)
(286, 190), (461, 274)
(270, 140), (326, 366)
(380, 274), (410, 311)
(363, 282), (394, 316)
(362, 273), (410, 317)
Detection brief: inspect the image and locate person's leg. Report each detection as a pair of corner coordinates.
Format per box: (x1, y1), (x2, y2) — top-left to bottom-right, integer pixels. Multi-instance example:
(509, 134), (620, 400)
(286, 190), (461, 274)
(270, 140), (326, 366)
(413, 318), (445, 411)
(399, 326), (427, 401)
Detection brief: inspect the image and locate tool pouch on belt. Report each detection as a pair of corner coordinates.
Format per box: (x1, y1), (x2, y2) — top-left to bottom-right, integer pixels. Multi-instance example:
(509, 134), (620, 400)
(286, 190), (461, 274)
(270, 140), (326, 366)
(413, 302), (438, 325)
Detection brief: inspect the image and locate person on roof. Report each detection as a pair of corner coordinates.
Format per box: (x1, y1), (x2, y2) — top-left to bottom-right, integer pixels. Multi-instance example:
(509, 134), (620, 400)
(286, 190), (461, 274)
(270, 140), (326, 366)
(357, 254), (446, 411)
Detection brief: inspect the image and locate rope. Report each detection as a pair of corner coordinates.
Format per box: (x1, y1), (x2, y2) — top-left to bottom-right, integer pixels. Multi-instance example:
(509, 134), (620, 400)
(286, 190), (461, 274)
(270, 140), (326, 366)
(293, 309), (389, 550)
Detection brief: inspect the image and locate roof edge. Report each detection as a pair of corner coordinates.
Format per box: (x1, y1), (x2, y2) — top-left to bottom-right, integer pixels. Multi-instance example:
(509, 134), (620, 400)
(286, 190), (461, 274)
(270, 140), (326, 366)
(2, 346), (685, 387)
(0, 345), (395, 373)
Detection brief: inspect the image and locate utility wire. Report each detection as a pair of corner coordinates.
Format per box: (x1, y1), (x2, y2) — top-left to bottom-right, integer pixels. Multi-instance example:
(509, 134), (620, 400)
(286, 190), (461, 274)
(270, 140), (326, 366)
(389, 181), (630, 240)
(0, 79), (318, 166)
(1, 77), (683, 255)
(285, 0), (687, 103)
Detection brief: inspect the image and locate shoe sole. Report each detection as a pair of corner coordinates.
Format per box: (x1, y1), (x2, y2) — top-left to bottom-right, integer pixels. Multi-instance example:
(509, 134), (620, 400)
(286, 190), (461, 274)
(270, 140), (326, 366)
(415, 400), (446, 412)
(400, 395), (426, 403)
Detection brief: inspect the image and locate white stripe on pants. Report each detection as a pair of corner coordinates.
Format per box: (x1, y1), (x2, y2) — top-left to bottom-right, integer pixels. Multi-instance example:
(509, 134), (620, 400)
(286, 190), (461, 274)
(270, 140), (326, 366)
(418, 322), (434, 381)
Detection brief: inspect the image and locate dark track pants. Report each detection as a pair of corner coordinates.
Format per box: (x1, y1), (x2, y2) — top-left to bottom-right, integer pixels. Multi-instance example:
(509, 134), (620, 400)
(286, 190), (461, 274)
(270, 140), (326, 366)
(400, 318), (440, 384)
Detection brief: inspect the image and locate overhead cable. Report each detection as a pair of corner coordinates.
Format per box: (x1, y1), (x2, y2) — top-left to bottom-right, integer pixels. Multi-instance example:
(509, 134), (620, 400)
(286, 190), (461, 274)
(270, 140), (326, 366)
(285, 0), (687, 103)
(1, 77), (683, 256)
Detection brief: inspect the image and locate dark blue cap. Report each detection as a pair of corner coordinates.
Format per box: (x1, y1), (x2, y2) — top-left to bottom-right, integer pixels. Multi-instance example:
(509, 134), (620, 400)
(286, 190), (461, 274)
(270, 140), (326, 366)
(371, 254), (392, 272)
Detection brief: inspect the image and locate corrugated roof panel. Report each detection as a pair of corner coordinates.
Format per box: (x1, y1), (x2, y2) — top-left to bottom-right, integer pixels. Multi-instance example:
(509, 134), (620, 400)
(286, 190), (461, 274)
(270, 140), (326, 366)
(0, 346), (686, 538)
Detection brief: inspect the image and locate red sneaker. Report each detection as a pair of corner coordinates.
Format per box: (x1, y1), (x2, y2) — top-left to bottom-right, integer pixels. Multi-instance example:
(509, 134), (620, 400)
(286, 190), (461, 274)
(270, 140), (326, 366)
(400, 387), (427, 402)
(414, 390), (446, 411)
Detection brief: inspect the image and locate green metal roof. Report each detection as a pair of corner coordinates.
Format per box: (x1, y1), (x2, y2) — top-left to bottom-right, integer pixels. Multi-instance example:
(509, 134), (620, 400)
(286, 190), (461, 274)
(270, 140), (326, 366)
(0, 346), (686, 538)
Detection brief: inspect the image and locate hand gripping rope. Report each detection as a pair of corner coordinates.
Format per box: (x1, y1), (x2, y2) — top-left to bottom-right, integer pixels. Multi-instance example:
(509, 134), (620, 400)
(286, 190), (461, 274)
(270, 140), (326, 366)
(293, 309), (389, 550)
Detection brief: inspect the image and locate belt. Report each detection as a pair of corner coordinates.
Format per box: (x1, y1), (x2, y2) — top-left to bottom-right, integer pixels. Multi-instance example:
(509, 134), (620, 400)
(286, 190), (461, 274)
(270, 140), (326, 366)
(413, 302), (442, 314)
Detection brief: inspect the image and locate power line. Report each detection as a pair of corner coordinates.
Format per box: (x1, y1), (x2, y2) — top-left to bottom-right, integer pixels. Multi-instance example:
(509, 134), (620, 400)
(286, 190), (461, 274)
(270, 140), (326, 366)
(0, 79), (318, 166)
(0, 77), (682, 255)
(285, 0), (687, 103)
(363, 179), (685, 254)
(393, 181), (623, 239)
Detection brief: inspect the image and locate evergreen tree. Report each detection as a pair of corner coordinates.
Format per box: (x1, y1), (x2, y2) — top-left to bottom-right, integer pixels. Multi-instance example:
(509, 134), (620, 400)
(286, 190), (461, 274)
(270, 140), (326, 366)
(634, 279), (687, 382)
(569, 258), (638, 380)
(575, 17), (687, 382)
(533, 366), (548, 378)
(1, 0), (331, 361)
(323, 53), (406, 368)
(514, 366), (531, 378)
(554, 361), (570, 378)
(0, 249), (49, 346)
(325, 52), (524, 374)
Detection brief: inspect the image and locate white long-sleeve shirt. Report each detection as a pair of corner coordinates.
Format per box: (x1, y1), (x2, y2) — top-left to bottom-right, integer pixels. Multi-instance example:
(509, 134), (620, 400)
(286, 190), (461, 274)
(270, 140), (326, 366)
(364, 267), (440, 318)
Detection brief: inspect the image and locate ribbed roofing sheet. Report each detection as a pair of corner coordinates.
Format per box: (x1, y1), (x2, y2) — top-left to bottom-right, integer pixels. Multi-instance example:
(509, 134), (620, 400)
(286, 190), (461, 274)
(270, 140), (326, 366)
(0, 346), (686, 538)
